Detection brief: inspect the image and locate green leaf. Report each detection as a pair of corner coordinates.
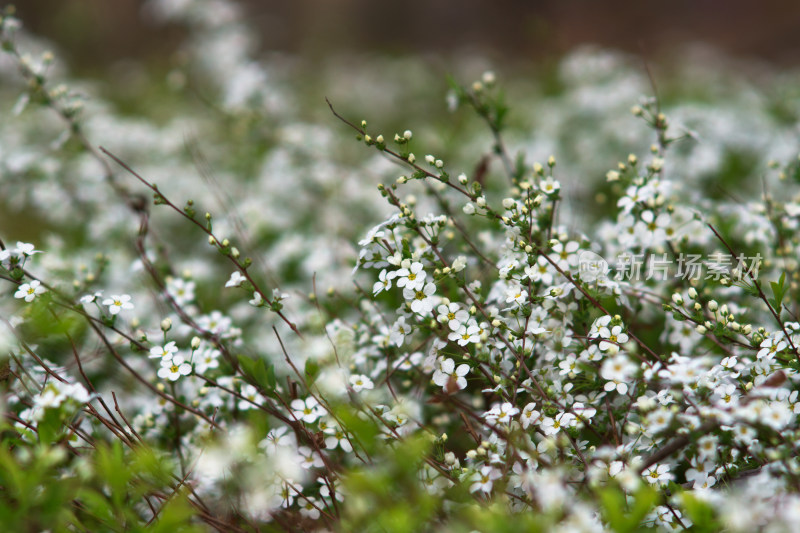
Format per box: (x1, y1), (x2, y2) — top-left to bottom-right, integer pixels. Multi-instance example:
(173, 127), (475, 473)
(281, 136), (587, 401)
(304, 358), (320, 385)
(680, 491), (721, 533)
(769, 271), (787, 316)
(237, 354), (276, 395)
(600, 485), (657, 533)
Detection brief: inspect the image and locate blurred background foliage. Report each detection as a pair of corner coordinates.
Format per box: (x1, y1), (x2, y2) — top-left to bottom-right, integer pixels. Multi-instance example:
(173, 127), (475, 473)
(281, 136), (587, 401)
(5, 0), (800, 292)
(15, 0), (800, 69)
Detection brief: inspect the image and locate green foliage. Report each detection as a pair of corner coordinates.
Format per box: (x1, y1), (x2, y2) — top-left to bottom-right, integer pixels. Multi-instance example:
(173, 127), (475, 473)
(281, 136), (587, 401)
(599, 485), (658, 533)
(0, 436), (201, 532)
(769, 271), (787, 317)
(238, 353), (277, 396)
(340, 435), (439, 532)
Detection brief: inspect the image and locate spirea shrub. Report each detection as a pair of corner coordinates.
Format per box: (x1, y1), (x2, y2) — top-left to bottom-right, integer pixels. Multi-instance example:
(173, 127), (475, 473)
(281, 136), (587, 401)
(3, 2), (800, 531)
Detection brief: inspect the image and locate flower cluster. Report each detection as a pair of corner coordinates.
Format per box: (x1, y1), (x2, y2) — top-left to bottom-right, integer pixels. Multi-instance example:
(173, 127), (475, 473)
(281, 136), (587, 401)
(4, 1), (800, 531)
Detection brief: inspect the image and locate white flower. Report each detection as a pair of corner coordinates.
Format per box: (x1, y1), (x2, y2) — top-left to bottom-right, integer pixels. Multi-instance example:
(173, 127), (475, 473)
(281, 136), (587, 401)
(598, 324), (628, 353)
(395, 261), (426, 291)
(324, 425), (353, 453)
(541, 412), (575, 436)
(156, 354), (192, 381)
(645, 408), (672, 434)
(437, 302), (469, 331)
(297, 446), (325, 470)
(149, 341), (179, 361)
(102, 294), (133, 315)
(588, 315), (613, 337)
(520, 403), (541, 429)
(298, 496), (321, 519)
(249, 291), (264, 307)
(14, 280), (45, 302)
(291, 397), (324, 424)
(389, 316), (412, 347)
(194, 346), (221, 374)
(448, 322), (481, 346)
(393, 351), (423, 372)
(259, 426), (295, 454)
(549, 240), (580, 271)
(558, 353), (579, 376)
(600, 354), (636, 394)
(763, 401), (793, 430)
(484, 402), (519, 424)
(349, 374), (374, 392)
(617, 184), (652, 213)
(432, 357), (469, 392)
(505, 283), (528, 306)
(470, 465), (501, 493)
(79, 291), (103, 304)
(524, 256), (554, 285)
(696, 435), (718, 460)
(238, 383), (265, 410)
(403, 282), (436, 315)
(197, 310), (233, 336)
(637, 210), (671, 243)
(643, 464), (673, 485)
(14, 241), (41, 257)
(757, 333), (787, 359)
(539, 177), (560, 195)
(373, 268), (396, 296)
(685, 459), (715, 485)
(225, 271), (246, 288)
(167, 278), (195, 305)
